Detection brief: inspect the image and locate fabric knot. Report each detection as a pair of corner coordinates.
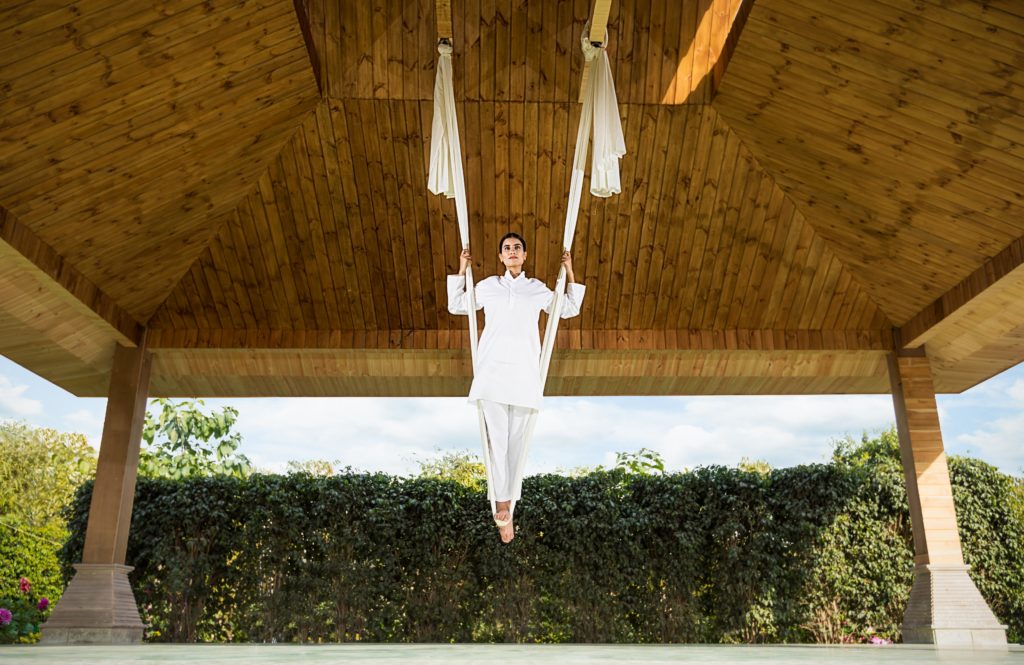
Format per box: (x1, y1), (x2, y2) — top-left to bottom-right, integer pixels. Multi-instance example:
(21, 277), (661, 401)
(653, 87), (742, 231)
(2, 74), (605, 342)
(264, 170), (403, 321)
(580, 34), (602, 62)
(438, 41), (453, 56)
(580, 23), (608, 62)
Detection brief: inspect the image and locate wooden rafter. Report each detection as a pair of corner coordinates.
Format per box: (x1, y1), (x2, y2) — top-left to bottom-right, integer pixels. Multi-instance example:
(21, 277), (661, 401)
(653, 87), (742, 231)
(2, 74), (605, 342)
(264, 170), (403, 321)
(899, 236), (1024, 349)
(291, 0), (323, 96)
(0, 209), (142, 346)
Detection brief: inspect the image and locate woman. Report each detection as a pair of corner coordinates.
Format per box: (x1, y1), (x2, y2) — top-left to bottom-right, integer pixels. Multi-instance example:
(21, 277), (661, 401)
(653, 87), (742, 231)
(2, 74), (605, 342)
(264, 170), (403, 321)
(448, 232), (586, 543)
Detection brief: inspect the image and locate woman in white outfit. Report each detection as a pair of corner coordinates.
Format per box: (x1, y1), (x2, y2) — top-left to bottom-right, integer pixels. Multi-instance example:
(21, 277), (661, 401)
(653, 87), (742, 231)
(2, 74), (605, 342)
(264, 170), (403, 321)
(448, 232), (586, 543)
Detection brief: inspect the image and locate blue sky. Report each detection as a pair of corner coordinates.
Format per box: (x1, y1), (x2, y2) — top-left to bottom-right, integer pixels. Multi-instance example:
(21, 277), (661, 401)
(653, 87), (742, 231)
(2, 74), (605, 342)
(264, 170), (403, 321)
(0, 355), (1021, 477)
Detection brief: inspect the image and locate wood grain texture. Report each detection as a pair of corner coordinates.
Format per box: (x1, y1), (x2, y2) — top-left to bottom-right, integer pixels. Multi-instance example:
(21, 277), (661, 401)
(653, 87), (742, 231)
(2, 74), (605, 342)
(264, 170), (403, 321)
(901, 235), (1024, 348)
(5, 0), (1024, 400)
(315, 0), (742, 103)
(714, 0), (1024, 325)
(0, 0), (320, 321)
(147, 102), (889, 337)
(0, 233), (120, 396)
(888, 352), (965, 566)
(0, 207), (142, 345)
(146, 347), (890, 397)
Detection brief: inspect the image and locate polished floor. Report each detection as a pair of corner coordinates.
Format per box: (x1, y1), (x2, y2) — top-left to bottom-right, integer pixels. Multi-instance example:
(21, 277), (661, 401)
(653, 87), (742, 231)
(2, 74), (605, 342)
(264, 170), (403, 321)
(1, 644), (1022, 665)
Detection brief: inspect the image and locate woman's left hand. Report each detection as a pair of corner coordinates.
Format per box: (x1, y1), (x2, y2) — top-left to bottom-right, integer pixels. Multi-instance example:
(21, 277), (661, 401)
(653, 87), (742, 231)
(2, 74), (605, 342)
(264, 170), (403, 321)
(562, 250), (575, 282)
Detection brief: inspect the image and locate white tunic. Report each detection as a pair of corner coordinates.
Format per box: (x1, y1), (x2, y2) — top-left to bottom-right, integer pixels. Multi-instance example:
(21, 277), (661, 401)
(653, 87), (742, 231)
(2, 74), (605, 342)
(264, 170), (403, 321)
(448, 271), (586, 410)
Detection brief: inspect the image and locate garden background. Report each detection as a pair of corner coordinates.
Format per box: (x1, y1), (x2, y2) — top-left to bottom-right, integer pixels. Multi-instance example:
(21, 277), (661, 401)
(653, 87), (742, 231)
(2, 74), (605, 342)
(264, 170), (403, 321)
(1, 400), (1022, 644)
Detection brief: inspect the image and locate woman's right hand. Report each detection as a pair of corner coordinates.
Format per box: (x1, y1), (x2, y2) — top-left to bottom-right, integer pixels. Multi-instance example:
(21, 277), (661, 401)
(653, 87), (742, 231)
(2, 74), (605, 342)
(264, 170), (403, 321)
(459, 248), (472, 275)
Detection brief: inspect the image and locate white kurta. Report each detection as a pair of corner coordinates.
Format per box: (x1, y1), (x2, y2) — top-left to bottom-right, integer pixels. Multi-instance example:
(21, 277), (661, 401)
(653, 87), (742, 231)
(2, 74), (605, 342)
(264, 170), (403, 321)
(448, 270), (586, 410)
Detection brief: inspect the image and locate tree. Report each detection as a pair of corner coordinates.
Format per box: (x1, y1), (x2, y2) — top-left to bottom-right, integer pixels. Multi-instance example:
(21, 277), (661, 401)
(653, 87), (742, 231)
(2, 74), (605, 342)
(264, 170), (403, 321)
(737, 457), (772, 474)
(286, 459), (339, 476)
(0, 422), (96, 603)
(417, 449), (487, 488)
(611, 447), (665, 475)
(139, 399), (252, 479)
(831, 428), (901, 469)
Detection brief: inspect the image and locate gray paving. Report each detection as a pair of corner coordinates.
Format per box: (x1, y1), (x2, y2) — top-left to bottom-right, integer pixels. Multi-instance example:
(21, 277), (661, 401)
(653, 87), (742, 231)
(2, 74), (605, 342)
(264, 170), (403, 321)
(1, 644), (1022, 665)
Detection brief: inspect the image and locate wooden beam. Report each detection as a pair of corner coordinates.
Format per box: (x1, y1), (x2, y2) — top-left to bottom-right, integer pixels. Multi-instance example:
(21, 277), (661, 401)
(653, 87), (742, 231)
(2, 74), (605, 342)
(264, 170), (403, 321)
(589, 0), (613, 42)
(436, 0), (452, 41)
(886, 350), (1007, 645)
(0, 208), (143, 346)
(899, 235), (1024, 348)
(43, 339), (152, 644)
(149, 347), (890, 397)
(711, 0), (757, 99)
(292, 0), (323, 96)
(578, 0), (614, 103)
(82, 337), (153, 565)
(887, 352), (963, 566)
(146, 327), (891, 351)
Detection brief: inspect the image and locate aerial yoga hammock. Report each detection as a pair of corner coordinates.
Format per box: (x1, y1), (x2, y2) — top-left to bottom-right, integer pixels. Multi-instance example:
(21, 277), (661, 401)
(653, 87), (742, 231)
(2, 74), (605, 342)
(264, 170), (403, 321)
(428, 24), (625, 542)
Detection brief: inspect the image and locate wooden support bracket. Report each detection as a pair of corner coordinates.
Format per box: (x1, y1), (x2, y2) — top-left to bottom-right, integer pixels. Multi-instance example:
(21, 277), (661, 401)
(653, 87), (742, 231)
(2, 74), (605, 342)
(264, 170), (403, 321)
(436, 0), (453, 41)
(578, 0), (614, 103)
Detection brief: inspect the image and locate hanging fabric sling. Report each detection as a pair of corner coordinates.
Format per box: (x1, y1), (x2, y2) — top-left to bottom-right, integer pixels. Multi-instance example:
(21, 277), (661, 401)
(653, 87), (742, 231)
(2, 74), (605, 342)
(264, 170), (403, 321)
(428, 24), (625, 518)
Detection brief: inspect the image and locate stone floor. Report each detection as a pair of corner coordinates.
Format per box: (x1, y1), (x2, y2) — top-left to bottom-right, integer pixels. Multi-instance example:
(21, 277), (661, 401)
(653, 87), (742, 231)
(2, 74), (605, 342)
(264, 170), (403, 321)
(1, 644), (1022, 665)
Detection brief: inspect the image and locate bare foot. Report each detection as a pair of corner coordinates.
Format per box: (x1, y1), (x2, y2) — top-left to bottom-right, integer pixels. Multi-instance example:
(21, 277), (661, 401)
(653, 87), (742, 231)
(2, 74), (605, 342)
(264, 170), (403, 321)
(494, 509), (514, 543)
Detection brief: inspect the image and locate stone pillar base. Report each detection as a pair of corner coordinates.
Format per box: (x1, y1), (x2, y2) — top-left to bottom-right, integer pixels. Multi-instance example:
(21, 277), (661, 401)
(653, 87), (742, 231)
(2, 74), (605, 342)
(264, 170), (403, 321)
(40, 563), (144, 645)
(902, 564), (1007, 649)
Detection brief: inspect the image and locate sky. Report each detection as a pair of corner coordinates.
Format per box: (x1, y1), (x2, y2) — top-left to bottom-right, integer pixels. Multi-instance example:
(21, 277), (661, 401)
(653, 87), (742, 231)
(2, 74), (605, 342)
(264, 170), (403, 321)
(0, 355), (1021, 477)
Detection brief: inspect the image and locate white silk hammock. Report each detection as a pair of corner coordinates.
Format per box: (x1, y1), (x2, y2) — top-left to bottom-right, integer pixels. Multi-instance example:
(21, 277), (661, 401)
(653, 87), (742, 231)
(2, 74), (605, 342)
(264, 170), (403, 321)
(428, 29), (625, 517)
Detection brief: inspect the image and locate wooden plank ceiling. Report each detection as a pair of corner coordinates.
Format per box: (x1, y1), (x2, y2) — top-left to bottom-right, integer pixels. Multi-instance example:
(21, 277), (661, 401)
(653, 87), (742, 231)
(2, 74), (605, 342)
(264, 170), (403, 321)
(3, 0), (1024, 397)
(714, 0), (1024, 324)
(148, 101), (888, 338)
(0, 0), (320, 321)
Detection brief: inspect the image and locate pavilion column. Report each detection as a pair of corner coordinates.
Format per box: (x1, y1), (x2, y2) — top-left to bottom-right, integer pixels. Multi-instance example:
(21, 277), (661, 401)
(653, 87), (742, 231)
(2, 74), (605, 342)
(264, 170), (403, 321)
(886, 349), (1006, 648)
(42, 337), (152, 645)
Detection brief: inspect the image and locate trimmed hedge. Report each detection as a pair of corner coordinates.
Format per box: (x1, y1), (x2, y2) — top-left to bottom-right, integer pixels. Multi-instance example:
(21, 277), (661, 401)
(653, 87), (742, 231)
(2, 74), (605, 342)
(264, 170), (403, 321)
(61, 458), (1023, 644)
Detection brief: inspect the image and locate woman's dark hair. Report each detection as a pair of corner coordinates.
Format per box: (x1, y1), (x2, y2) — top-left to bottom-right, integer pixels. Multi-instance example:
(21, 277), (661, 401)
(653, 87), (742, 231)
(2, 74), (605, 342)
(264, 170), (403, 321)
(498, 232), (527, 253)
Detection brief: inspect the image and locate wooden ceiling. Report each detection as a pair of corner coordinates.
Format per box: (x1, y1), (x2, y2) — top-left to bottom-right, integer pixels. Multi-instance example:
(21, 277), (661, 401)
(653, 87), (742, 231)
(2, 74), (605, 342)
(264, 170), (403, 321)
(2, 0), (1024, 397)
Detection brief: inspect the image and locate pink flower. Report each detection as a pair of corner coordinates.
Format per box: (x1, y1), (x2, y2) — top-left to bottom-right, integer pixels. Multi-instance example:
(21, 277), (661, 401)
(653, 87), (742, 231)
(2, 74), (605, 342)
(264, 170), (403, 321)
(19, 577), (30, 593)
(38, 597), (49, 611)
(869, 636), (891, 645)
(0, 608), (11, 625)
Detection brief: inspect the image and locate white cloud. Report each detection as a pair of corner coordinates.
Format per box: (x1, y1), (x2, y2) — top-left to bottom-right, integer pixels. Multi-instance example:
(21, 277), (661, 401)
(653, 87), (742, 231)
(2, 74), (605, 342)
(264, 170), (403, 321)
(3, 353), (1019, 478)
(1007, 379), (1024, 404)
(952, 414), (1024, 475)
(63, 408), (105, 449)
(209, 389), (1020, 479)
(223, 397), (478, 476)
(503, 394), (894, 475)
(0, 373), (44, 418)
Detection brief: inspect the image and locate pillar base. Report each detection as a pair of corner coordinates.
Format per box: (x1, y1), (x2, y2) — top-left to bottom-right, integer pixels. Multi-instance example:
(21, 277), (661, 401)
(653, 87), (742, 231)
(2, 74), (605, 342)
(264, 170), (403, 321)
(40, 563), (144, 645)
(902, 564), (1007, 649)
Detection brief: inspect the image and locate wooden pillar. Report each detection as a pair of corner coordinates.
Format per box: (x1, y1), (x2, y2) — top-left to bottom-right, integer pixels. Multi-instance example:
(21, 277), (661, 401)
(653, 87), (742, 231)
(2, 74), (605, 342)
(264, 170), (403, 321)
(887, 349), (1006, 648)
(42, 338), (151, 644)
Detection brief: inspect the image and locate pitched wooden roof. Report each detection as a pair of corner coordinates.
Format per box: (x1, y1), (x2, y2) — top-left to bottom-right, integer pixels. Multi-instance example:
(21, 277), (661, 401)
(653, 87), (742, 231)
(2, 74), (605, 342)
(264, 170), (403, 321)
(2, 0), (1023, 397)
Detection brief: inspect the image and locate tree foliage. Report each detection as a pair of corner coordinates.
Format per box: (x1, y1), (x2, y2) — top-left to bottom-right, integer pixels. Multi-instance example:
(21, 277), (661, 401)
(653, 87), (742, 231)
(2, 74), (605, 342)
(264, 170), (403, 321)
(0, 422), (96, 617)
(285, 459), (339, 477)
(139, 399), (252, 480)
(610, 448), (666, 475)
(416, 449), (487, 489)
(60, 430), (1024, 644)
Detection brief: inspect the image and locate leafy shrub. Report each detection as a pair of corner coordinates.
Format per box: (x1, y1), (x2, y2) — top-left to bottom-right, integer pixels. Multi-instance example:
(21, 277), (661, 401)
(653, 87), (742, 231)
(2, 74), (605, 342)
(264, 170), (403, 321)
(0, 421), (95, 642)
(59, 433), (1023, 644)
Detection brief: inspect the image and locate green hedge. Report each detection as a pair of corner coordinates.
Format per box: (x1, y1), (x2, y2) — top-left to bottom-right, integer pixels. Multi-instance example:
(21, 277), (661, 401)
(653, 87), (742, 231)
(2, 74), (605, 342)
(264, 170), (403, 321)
(61, 458), (1023, 644)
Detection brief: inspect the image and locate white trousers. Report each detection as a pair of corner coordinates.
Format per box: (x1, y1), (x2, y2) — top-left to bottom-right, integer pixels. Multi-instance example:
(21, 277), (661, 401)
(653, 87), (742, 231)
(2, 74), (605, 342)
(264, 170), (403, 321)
(479, 400), (536, 503)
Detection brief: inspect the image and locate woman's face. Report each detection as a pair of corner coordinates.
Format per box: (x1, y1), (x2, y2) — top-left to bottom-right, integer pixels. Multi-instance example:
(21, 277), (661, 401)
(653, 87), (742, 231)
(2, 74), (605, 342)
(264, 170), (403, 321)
(500, 238), (527, 271)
